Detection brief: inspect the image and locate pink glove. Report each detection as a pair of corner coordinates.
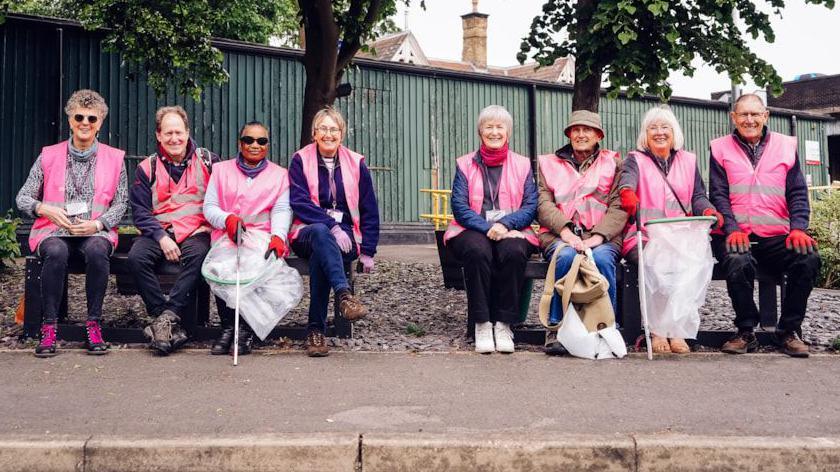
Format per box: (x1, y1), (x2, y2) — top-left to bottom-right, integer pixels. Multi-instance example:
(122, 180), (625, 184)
(359, 254), (375, 273)
(330, 225), (353, 253)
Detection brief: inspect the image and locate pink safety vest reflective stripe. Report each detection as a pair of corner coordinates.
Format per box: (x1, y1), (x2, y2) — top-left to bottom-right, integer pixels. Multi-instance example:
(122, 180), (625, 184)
(710, 132), (796, 237)
(621, 150), (696, 256)
(138, 150), (211, 243)
(288, 143), (364, 250)
(537, 149), (618, 233)
(209, 159), (289, 243)
(443, 151), (539, 246)
(29, 141), (125, 252)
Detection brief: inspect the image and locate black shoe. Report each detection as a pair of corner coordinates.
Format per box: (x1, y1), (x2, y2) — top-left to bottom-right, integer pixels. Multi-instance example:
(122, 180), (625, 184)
(211, 326), (235, 355)
(231, 328), (255, 356)
(544, 330), (567, 357)
(169, 324), (190, 353)
(34, 323), (58, 358)
(144, 310), (181, 356)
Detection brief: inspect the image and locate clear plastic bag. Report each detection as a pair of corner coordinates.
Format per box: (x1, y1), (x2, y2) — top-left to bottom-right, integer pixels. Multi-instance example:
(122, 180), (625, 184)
(556, 302), (627, 360)
(642, 217), (715, 339)
(201, 229), (303, 340)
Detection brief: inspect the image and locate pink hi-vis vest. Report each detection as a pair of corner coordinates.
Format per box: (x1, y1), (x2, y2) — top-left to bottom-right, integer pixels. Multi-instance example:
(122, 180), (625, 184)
(710, 132), (796, 237)
(443, 151), (539, 246)
(138, 150), (211, 244)
(208, 159), (289, 243)
(537, 149), (618, 233)
(288, 143), (364, 250)
(621, 150), (696, 256)
(29, 141), (124, 252)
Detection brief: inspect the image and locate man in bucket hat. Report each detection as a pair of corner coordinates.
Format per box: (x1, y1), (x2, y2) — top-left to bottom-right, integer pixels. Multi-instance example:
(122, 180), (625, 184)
(536, 110), (628, 355)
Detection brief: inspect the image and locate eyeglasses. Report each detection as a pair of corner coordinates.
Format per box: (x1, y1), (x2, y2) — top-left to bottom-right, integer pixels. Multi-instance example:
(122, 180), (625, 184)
(73, 114), (98, 124)
(240, 136), (268, 146)
(646, 125), (672, 133)
(316, 126), (341, 135)
(735, 112), (766, 120)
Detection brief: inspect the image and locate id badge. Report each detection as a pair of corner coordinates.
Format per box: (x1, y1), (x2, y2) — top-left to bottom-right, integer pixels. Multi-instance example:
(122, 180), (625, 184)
(65, 201), (89, 217)
(485, 209), (507, 223)
(327, 209), (344, 223)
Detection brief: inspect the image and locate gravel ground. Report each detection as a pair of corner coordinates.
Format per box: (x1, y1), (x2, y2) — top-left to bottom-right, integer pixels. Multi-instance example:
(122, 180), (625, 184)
(1, 255), (839, 353)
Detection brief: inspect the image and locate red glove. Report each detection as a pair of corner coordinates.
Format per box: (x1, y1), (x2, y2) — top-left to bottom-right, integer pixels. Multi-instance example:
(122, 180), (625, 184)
(264, 235), (288, 259)
(703, 208), (724, 230)
(619, 188), (639, 217)
(725, 231), (750, 254)
(225, 214), (245, 244)
(785, 229), (817, 255)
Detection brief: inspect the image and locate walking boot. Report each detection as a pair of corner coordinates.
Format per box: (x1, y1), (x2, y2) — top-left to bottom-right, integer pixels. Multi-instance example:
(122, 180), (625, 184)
(211, 326), (235, 355)
(169, 323), (190, 353)
(231, 325), (255, 356)
(544, 330), (567, 356)
(34, 322), (58, 358)
(85, 320), (109, 355)
(305, 331), (330, 357)
(776, 330), (809, 358)
(721, 329), (758, 354)
(337, 289), (367, 321)
(143, 310), (181, 356)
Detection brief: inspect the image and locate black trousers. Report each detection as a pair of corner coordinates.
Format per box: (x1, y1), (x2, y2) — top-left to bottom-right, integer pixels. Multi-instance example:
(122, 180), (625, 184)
(37, 236), (112, 323)
(127, 232), (211, 318)
(448, 230), (533, 324)
(712, 234), (821, 332)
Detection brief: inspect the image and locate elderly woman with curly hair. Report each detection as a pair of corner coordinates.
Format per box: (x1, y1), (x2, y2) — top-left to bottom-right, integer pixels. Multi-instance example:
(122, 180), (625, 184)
(16, 89), (128, 358)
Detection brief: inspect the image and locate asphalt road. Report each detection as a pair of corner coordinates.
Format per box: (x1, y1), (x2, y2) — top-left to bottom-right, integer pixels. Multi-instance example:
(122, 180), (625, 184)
(2, 351), (839, 438)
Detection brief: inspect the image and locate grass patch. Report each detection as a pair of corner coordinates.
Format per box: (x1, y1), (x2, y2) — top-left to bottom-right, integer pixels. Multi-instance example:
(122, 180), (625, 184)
(405, 322), (426, 337)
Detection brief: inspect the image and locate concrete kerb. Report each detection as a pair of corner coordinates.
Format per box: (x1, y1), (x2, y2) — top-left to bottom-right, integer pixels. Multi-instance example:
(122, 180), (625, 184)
(2, 434), (840, 471)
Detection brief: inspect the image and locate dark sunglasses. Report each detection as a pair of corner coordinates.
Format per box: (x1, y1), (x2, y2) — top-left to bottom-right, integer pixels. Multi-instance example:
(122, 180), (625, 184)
(240, 136), (268, 146)
(73, 114), (99, 124)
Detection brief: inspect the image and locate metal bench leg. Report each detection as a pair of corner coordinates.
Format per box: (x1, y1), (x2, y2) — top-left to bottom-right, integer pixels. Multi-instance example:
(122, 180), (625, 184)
(463, 267), (475, 338)
(620, 264), (642, 344)
(757, 273), (780, 330)
(23, 257), (43, 338)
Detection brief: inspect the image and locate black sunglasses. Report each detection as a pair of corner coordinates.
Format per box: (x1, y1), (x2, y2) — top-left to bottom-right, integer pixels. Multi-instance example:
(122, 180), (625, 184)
(73, 114), (99, 124)
(240, 136), (268, 146)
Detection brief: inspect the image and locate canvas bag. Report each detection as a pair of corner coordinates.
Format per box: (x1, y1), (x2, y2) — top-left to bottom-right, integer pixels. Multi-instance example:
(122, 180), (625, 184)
(538, 245), (627, 359)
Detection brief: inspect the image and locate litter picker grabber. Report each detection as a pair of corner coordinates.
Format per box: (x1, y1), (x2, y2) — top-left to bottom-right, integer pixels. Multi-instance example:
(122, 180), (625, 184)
(634, 207), (654, 360)
(233, 222), (243, 366)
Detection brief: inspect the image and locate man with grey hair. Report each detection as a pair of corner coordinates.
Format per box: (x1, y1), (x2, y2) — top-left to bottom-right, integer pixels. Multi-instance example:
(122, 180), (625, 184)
(536, 110), (626, 355)
(710, 93), (820, 358)
(128, 105), (219, 356)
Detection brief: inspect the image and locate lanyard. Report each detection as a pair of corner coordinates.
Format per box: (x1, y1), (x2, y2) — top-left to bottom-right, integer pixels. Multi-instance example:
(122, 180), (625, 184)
(479, 161), (501, 210)
(67, 152), (95, 201)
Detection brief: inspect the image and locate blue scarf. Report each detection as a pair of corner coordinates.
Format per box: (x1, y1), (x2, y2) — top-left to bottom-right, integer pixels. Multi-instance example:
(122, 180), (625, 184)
(68, 139), (98, 162)
(236, 153), (267, 179)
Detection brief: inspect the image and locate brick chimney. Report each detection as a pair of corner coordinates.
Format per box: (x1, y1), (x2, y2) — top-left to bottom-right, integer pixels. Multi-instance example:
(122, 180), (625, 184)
(461, 0), (488, 70)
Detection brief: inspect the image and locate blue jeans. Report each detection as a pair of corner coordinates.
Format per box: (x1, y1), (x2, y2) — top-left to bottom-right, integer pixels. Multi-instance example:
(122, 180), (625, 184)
(290, 223), (357, 334)
(544, 242), (619, 324)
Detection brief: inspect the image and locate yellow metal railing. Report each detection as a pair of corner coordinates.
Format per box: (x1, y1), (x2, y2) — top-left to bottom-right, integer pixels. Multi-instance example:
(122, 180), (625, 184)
(420, 189), (454, 230)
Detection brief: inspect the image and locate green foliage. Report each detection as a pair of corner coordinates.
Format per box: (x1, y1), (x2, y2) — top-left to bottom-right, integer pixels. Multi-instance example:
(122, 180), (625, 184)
(0, 211), (21, 269)
(405, 322), (426, 337)
(519, 0), (835, 104)
(832, 337), (840, 352)
(811, 189), (840, 289)
(117, 225), (140, 235)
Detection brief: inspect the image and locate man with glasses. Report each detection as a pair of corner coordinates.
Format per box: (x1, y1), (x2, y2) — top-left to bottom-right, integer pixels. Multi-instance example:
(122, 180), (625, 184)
(710, 93), (821, 358)
(128, 106), (219, 356)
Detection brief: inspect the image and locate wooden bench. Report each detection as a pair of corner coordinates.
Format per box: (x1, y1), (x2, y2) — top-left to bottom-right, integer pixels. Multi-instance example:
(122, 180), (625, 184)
(22, 251), (354, 343)
(435, 230), (784, 347)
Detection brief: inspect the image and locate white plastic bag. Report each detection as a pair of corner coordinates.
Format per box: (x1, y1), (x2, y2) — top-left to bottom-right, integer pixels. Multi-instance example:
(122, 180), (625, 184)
(556, 302), (627, 360)
(642, 217), (714, 339)
(201, 230), (303, 340)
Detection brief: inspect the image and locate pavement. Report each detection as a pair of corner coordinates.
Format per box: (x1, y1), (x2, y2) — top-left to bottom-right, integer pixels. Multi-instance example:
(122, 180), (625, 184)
(2, 350), (839, 471)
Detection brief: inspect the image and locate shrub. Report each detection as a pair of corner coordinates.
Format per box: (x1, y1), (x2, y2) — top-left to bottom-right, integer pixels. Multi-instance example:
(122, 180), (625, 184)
(0, 211), (21, 269)
(811, 190), (840, 289)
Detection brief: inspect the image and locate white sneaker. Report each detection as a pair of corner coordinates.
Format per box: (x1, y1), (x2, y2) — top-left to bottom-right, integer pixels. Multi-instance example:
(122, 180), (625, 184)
(474, 321), (495, 354)
(494, 322), (515, 353)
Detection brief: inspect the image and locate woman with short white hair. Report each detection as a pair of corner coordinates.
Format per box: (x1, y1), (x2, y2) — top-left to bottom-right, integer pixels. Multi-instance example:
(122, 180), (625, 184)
(617, 105), (723, 354)
(444, 105), (539, 354)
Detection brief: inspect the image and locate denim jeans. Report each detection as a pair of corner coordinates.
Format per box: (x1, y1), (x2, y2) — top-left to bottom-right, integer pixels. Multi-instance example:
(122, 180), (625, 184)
(290, 223), (357, 334)
(544, 241), (620, 324)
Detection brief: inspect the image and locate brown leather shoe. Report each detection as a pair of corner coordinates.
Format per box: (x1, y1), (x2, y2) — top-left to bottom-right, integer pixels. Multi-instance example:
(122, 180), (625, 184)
(306, 331), (330, 357)
(721, 331), (758, 354)
(777, 331), (809, 358)
(338, 292), (368, 321)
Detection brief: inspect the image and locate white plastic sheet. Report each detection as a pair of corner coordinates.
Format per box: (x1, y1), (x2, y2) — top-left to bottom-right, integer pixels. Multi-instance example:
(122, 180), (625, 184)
(201, 230), (303, 340)
(641, 217), (715, 339)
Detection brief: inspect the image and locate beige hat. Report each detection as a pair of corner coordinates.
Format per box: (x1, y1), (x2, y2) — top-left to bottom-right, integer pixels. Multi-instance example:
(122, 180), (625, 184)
(564, 110), (604, 138)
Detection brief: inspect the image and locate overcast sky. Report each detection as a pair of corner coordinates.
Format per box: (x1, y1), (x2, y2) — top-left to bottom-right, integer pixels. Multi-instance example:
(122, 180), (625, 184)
(393, 0), (840, 100)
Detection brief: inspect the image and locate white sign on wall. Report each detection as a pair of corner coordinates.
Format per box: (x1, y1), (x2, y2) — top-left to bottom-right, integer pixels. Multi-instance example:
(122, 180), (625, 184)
(805, 140), (821, 165)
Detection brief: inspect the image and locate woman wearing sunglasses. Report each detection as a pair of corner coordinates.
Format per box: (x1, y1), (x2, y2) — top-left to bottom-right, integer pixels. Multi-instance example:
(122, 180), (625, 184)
(16, 89), (128, 357)
(288, 107), (380, 357)
(203, 121), (293, 355)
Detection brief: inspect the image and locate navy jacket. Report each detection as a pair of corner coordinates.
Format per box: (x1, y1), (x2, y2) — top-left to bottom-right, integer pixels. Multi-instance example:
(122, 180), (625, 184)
(450, 152), (538, 234)
(708, 129), (810, 236)
(288, 151), (380, 256)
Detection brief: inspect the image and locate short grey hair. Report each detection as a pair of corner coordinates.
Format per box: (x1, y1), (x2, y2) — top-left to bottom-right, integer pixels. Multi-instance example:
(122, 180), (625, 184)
(64, 89), (109, 120)
(155, 105), (189, 131)
(476, 105), (513, 136)
(636, 105), (684, 151)
(734, 93), (767, 111)
(311, 107), (346, 137)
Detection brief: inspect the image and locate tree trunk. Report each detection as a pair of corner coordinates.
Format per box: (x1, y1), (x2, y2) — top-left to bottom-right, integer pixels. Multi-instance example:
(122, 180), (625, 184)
(572, 62), (601, 112)
(298, 0), (340, 147)
(299, 70), (338, 148)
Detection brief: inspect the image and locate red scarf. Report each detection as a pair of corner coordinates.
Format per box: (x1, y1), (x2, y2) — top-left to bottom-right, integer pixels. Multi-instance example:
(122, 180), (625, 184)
(479, 142), (509, 167)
